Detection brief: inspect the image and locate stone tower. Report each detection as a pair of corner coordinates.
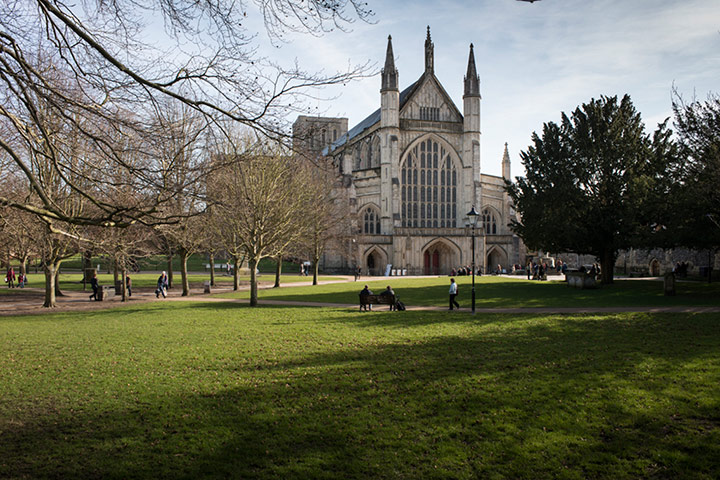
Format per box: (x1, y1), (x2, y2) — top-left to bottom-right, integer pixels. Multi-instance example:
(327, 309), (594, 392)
(463, 43), (482, 208)
(380, 35), (400, 233)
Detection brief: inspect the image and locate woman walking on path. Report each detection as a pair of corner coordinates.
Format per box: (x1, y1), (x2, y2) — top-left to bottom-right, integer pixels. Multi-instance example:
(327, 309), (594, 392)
(89, 273), (99, 300)
(6, 267), (15, 288)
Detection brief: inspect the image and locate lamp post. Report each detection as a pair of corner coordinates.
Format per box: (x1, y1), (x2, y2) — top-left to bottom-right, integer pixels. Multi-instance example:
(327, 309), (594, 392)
(466, 206), (480, 314)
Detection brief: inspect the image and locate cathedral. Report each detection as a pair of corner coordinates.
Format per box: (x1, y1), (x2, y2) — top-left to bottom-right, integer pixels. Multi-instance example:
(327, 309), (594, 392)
(293, 28), (525, 275)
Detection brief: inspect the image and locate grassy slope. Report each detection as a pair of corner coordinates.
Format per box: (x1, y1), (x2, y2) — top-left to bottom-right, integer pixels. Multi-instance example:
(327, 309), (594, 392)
(1, 302), (719, 479)
(216, 275), (720, 308)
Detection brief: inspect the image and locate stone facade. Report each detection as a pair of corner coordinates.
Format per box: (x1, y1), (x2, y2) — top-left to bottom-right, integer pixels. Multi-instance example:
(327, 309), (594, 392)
(295, 28), (524, 275)
(545, 249), (718, 279)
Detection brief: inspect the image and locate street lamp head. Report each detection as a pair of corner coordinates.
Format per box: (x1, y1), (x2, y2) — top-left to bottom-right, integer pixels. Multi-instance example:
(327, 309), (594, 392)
(466, 205), (480, 226)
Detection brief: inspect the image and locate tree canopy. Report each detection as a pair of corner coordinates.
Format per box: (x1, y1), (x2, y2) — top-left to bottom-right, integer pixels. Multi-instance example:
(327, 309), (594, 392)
(668, 92), (720, 253)
(507, 94), (677, 283)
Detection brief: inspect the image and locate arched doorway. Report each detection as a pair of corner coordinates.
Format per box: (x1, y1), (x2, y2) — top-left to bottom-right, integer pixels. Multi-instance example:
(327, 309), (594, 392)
(486, 247), (508, 274)
(422, 239), (459, 275)
(649, 259), (661, 276)
(364, 247), (387, 276)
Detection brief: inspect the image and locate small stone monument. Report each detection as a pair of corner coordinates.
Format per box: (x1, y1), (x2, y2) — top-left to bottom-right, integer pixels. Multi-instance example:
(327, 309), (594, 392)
(663, 272), (676, 296)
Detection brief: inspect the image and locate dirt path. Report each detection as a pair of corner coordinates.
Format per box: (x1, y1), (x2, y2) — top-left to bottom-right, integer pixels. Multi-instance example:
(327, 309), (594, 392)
(0, 277), (358, 317)
(4, 275), (720, 317)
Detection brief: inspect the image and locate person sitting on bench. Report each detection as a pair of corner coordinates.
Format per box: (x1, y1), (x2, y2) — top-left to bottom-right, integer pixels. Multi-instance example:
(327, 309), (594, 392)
(359, 285), (373, 311)
(380, 285), (395, 311)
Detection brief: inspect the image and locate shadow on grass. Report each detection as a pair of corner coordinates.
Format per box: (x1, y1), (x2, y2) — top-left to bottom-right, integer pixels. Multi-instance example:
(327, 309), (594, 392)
(250, 278), (720, 309)
(3, 311), (720, 478)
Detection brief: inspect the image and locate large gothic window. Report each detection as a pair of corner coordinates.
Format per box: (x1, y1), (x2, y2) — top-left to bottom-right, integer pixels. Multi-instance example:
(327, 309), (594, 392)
(401, 138), (457, 228)
(363, 207), (381, 235)
(482, 208), (498, 235)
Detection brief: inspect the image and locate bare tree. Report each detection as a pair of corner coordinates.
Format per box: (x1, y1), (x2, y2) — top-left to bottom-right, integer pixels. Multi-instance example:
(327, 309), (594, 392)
(0, 205), (38, 277)
(208, 135), (307, 305)
(1, 1), (372, 229)
(299, 155), (352, 285)
(1, 66), (93, 307)
(153, 102), (210, 296)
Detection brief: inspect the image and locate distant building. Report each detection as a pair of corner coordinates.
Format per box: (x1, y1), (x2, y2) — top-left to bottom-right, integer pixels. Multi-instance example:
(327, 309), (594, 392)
(295, 28), (525, 275)
(292, 116), (348, 159)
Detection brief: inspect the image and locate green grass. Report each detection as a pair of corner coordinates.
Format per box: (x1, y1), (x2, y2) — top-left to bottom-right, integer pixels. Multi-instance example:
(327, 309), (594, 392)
(1, 302), (719, 478)
(215, 275), (720, 308)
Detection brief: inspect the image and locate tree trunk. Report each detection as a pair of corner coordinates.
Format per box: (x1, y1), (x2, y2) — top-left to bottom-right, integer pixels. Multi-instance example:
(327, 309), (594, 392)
(54, 266), (64, 297)
(233, 255), (240, 291)
(600, 248), (615, 284)
(209, 252), (215, 287)
(113, 259), (119, 284)
(249, 256), (259, 306)
(81, 250), (90, 290)
(706, 250), (714, 284)
(121, 266), (127, 302)
(180, 249), (190, 296)
(312, 236), (321, 286)
(43, 261), (58, 308)
(312, 257), (319, 286)
(274, 256), (282, 288)
(19, 255), (28, 276)
(167, 251), (174, 289)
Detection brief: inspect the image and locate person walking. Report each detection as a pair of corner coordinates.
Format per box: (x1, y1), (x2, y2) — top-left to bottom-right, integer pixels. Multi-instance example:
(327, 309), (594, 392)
(89, 273), (99, 300)
(448, 278), (460, 310)
(126, 275), (132, 297)
(156, 271), (168, 298)
(6, 267), (15, 288)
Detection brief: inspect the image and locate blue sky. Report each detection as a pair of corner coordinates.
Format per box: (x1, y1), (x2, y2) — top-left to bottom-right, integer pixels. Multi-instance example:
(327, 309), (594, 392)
(258, 0), (720, 177)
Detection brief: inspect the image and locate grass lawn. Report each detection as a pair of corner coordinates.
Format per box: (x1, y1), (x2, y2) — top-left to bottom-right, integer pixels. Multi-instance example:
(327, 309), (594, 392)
(215, 275), (720, 308)
(1, 302), (719, 478)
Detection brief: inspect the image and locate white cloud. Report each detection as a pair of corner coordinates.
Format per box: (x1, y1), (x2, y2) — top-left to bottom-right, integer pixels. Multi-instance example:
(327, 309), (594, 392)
(251, 0), (719, 176)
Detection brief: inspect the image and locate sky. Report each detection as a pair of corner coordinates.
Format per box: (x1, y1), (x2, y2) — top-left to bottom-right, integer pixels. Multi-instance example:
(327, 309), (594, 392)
(250, 0), (720, 177)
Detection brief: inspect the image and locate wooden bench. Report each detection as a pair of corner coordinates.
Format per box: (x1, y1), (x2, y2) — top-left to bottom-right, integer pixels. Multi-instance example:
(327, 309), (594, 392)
(359, 294), (396, 311)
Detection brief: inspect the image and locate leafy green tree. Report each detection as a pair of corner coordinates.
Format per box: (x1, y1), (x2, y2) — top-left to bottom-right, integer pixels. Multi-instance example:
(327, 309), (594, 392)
(669, 92), (720, 268)
(507, 95), (676, 284)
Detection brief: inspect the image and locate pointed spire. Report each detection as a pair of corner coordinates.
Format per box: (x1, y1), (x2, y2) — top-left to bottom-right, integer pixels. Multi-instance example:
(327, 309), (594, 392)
(464, 43), (480, 97)
(424, 26), (434, 74)
(381, 35), (398, 91)
(502, 143), (511, 181)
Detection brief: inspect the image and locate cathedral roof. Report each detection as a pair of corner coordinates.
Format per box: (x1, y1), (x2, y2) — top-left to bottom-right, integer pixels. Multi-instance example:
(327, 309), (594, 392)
(324, 79), (420, 154)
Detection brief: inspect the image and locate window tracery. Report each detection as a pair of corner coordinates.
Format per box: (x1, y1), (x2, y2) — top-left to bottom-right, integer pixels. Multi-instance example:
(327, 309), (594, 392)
(401, 138), (457, 228)
(362, 206), (381, 235)
(482, 208), (498, 235)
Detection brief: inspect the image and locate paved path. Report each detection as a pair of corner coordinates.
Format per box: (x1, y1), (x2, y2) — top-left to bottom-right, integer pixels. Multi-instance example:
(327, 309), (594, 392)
(3, 275), (720, 315)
